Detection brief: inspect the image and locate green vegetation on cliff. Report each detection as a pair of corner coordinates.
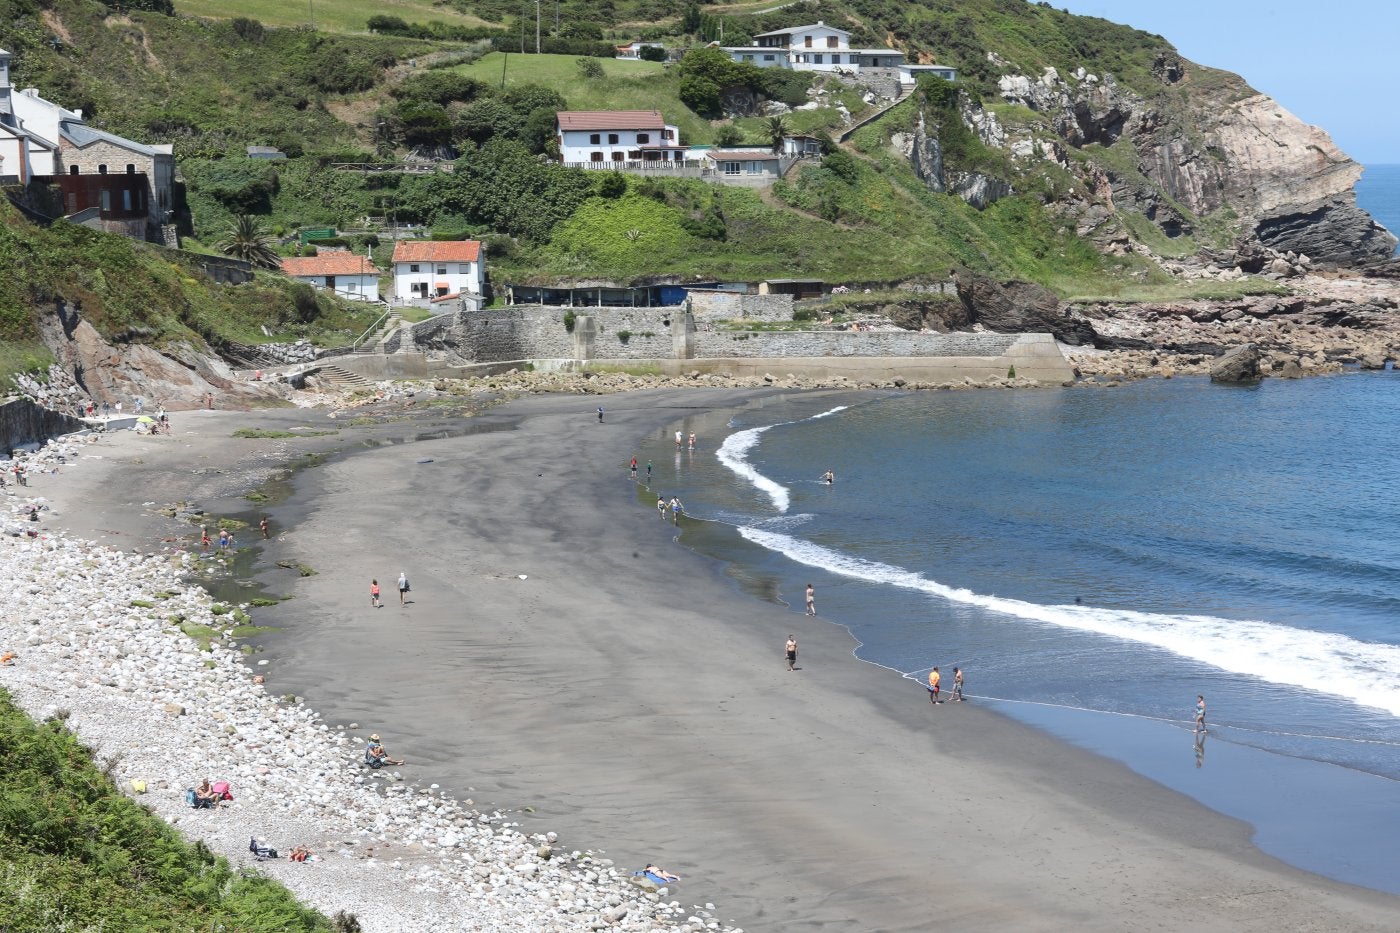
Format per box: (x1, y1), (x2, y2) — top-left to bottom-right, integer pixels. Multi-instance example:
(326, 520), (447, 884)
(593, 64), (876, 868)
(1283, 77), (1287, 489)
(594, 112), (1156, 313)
(0, 689), (332, 931)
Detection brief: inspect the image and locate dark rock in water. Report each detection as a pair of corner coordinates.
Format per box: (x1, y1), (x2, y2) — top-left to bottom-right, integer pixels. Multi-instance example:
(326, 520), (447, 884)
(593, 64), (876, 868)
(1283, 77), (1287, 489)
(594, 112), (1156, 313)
(1275, 359), (1304, 379)
(1255, 196), (1398, 266)
(1210, 344), (1262, 382)
(954, 273), (1098, 345)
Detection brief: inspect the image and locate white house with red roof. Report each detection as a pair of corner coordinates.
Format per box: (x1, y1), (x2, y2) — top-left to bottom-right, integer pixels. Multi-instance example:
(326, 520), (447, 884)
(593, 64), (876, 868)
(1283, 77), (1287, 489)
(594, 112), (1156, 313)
(280, 252), (382, 302)
(391, 239), (484, 303)
(556, 110), (684, 166)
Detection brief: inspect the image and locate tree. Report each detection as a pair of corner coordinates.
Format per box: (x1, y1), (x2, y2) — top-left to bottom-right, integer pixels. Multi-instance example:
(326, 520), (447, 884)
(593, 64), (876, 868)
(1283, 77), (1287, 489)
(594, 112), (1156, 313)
(218, 215), (281, 269)
(577, 57), (605, 80)
(682, 3), (701, 34)
(394, 101), (454, 148)
(763, 115), (789, 153)
(679, 76), (721, 118)
(638, 45), (667, 62)
(713, 124), (743, 147)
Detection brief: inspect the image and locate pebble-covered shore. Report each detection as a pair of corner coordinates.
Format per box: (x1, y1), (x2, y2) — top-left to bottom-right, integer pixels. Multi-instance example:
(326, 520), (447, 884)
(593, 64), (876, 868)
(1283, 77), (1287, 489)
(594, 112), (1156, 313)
(0, 434), (738, 933)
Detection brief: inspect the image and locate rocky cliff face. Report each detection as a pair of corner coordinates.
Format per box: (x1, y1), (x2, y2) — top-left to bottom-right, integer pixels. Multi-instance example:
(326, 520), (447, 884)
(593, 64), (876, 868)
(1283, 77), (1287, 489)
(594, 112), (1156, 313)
(35, 300), (284, 410)
(914, 55), (1397, 267)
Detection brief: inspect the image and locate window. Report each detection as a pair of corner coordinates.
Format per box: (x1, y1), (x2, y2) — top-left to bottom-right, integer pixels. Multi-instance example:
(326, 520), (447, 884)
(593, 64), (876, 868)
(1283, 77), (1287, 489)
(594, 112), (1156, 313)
(804, 36), (812, 48)
(763, 54), (775, 62)
(437, 265), (447, 275)
(611, 152), (624, 161)
(663, 129), (674, 140)
(589, 133), (600, 144)
(98, 164), (107, 174)
(346, 282), (357, 292)
(126, 164), (135, 173)
(100, 190), (110, 211)
(747, 161), (763, 175)
(122, 190), (132, 211)
(325, 276), (336, 289)
(607, 133), (619, 144)
(590, 151), (604, 162)
(813, 54), (823, 64)
(410, 264), (420, 273)
(827, 36), (838, 48)
(742, 54), (753, 62)
(637, 133), (649, 144)
(722, 161), (740, 175)
(69, 165), (79, 175)
(628, 150), (642, 160)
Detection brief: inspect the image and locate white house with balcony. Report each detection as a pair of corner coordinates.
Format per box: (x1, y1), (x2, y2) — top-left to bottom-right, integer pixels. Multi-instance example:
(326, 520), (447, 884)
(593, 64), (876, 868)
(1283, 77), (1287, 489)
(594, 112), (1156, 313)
(723, 21), (904, 73)
(280, 252), (382, 303)
(556, 111), (685, 165)
(391, 240), (484, 303)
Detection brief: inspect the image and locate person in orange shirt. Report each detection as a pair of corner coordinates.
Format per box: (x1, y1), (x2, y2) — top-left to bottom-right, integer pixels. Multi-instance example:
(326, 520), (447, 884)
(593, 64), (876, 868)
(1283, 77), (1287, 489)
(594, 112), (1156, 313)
(370, 579), (381, 608)
(928, 667), (941, 704)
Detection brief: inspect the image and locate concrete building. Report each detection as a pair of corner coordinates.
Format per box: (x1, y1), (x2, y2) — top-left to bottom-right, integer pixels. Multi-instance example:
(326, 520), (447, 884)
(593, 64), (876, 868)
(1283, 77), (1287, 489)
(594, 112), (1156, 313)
(391, 240), (484, 303)
(703, 148), (786, 184)
(723, 21), (903, 73)
(556, 111), (684, 166)
(280, 253), (382, 302)
(0, 46), (176, 244)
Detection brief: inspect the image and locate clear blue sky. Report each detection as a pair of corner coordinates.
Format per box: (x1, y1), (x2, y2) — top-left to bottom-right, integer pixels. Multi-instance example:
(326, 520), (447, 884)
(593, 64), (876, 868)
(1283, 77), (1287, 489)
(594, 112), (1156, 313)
(1057, 1), (1398, 164)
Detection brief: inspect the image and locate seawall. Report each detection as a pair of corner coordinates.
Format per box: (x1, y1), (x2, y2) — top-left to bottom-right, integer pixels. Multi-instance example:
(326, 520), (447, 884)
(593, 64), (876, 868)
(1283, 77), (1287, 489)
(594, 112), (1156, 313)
(1, 397), (85, 454)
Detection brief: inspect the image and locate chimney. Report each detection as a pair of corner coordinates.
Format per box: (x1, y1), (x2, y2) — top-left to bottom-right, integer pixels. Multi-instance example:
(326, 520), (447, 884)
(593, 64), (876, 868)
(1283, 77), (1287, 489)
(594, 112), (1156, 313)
(817, 20), (824, 26)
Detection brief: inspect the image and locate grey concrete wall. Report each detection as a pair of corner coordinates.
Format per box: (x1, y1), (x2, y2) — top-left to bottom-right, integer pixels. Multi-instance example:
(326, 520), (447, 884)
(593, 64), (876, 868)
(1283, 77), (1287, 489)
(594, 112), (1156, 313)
(685, 290), (794, 322)
(1, 397), (86, 453)
(693, 330), (1020, 359)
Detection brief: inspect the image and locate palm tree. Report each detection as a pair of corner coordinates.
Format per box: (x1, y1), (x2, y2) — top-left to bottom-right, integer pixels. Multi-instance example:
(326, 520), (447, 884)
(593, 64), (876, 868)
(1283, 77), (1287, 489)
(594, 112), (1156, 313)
(218, 215), (281, 269)
(763, 115), (789, 153)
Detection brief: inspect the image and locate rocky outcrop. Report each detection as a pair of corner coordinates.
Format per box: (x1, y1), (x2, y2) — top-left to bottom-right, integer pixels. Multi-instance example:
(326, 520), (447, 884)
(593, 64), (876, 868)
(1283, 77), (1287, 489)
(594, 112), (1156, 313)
(894, 110), (1012, 210)
(987, 59), (1397, 267)
(1209, 343), (1262, 382)
(35, 300), (285, 410)
(954, 273), (1098, 344)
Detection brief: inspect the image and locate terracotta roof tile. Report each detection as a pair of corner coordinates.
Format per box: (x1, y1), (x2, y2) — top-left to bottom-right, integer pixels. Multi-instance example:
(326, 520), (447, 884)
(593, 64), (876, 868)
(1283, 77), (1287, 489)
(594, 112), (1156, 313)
(280, 254), (380, 276)
(557, 110), (666, 131)
(391, 240), (482, 263)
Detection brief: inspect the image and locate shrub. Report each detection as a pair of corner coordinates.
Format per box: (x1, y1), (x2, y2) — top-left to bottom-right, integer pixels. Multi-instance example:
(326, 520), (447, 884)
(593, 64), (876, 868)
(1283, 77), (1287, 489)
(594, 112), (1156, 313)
(639, 45), (667, 62)
(577, 57), (605, 80)
(563, 310), (576, 333)
(595, 173), (628, 199)
(713, 124), (743, 147)
(679, 76), (721, 117)
(229, 17), (264, 42)
(617, 330), (632, 344)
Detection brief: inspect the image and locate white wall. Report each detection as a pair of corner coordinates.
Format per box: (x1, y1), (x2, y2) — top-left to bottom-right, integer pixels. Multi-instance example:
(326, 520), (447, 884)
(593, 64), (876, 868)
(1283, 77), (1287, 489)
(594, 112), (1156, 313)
(393, 261), (483, 301)
(558, 125), (683, 163)
(294, 273), (380, 302)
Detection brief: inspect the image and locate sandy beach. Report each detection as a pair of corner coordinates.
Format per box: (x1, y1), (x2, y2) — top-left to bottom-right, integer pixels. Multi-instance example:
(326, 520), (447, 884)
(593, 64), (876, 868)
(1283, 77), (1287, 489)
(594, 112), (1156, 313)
(15, 389), (1400, 931)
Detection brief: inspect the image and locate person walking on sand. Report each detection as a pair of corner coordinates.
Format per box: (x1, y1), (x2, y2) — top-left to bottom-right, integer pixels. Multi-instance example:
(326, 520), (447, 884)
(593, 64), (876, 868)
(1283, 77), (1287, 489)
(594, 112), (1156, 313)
(952, 667), (964, 701)
(259, 517), (269, 539)
(928, 667), (942, 704)
(1194, 695), (1207, 734)
(786, 635), (798, 671)
(370, 579), (381, 608)
(597, 405), (605, 423)
(397, 571), (410, 606)
(630, 457), (638, 480)
(805, 583), (816, 616)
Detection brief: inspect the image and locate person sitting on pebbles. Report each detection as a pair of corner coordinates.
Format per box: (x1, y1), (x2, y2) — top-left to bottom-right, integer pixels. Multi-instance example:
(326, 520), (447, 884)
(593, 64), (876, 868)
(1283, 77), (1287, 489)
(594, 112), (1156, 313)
(288, 844), (313, 862)
(366, 734), (404, 766)
(194, 778), (222, 809)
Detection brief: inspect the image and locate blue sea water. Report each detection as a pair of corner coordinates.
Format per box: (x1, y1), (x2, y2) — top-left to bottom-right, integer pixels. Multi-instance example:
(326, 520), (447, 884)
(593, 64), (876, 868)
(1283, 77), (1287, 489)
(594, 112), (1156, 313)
(645, 375), (1400, 893)
(1356, 164), (1400, 254)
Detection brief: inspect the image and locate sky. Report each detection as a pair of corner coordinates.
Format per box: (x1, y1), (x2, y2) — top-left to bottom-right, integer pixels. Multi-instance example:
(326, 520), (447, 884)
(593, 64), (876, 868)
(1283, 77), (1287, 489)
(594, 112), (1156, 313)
(1056, 1), (1398, 164)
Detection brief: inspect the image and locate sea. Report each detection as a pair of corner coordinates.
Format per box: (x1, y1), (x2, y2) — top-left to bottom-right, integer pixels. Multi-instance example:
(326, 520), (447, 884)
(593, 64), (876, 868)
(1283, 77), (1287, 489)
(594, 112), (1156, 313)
(643, 379), (1400, 892)
(1357, 163), (1400, 255)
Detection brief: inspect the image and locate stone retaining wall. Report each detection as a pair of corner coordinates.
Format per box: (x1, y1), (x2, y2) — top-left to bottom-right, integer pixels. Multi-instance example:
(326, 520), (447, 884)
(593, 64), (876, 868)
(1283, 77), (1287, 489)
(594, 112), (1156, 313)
(692, 330), (1019, 359)
(1, 397), (85, 454)
(685, 290), (794, 322)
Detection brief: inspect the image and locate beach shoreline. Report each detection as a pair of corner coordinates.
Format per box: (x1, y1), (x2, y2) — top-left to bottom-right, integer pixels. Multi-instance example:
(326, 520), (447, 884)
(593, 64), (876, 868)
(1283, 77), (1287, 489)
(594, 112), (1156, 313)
(7, 390), (1400, 931)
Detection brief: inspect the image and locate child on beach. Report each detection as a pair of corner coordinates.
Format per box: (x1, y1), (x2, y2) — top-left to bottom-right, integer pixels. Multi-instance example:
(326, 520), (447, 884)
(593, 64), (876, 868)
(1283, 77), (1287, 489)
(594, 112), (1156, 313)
(371, 579), (381, 608)
(1194, 695), (1207, 733)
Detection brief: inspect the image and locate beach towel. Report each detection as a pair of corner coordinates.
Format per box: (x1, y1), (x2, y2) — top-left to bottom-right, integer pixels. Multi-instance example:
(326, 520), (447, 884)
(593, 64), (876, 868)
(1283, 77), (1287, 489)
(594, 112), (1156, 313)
(211, 780), (233, 800)
(633, 870), (680, 885)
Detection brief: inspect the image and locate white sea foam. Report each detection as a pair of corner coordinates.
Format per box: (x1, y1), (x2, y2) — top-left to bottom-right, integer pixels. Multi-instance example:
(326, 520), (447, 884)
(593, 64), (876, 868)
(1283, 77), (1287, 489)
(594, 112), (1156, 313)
(715, 406), (847, 513)
(739, 526), (1400, 718)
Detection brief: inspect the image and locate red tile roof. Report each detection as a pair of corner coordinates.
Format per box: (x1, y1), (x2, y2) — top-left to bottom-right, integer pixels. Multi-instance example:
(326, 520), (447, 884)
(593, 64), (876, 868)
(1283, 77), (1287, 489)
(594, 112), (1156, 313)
(280, 254), (380, 276)
(557, 110), (666, 131)
(391, 240), (482, 263)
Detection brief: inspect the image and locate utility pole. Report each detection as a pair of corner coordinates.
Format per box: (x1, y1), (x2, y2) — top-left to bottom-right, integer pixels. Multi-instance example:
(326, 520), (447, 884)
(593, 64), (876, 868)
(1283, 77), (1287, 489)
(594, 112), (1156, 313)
(555, 0), (560, 32)
(308, 0), (314, 30)
(536, 0), (541, 54)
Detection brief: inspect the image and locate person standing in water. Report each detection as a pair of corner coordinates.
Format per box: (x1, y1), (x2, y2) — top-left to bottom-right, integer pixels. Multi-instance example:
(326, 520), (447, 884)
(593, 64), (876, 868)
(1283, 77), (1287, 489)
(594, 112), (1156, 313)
(688, 432), (696, 450)
(951, 667), (964, 701)
(646, 460), (653, 481)
(1194, 695), (1207, 734)
(630, 457), (638, 480)
(823, 470), (834, 485)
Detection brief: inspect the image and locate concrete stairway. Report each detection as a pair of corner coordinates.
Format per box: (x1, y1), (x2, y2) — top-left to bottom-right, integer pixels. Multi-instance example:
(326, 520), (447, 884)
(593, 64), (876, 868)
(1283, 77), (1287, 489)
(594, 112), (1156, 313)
(353, 310), (403, 354)
(314, 364), (376, 390)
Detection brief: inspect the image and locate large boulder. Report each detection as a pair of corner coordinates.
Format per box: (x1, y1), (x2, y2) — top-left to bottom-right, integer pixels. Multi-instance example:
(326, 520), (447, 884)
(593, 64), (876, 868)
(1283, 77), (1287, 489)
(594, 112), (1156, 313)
(1209, 343), (1262, 382)
(954, 273), (1098, 344)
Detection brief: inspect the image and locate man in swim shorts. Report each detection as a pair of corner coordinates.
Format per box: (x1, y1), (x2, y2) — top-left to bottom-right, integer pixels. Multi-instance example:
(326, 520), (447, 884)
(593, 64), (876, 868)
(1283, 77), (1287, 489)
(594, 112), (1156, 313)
(928, 667), (941, 704)
(952, 667), (964, 701)
(786, 635), (798, 671)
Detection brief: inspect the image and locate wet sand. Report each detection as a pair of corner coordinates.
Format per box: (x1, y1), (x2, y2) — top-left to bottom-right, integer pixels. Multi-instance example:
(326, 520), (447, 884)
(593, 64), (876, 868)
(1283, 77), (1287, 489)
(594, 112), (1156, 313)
(37, 393), (1400, 931)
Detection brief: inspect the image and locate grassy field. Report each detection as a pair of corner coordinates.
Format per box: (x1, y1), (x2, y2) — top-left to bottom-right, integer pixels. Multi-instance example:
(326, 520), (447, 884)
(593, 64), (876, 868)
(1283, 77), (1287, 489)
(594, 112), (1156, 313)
(452, 53), (718, 144)
(174, 0), (498, 33)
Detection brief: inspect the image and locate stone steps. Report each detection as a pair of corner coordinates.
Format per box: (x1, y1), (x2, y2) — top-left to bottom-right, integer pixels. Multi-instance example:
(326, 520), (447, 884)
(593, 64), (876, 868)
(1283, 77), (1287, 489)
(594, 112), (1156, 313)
(314, 364), (375, 390)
